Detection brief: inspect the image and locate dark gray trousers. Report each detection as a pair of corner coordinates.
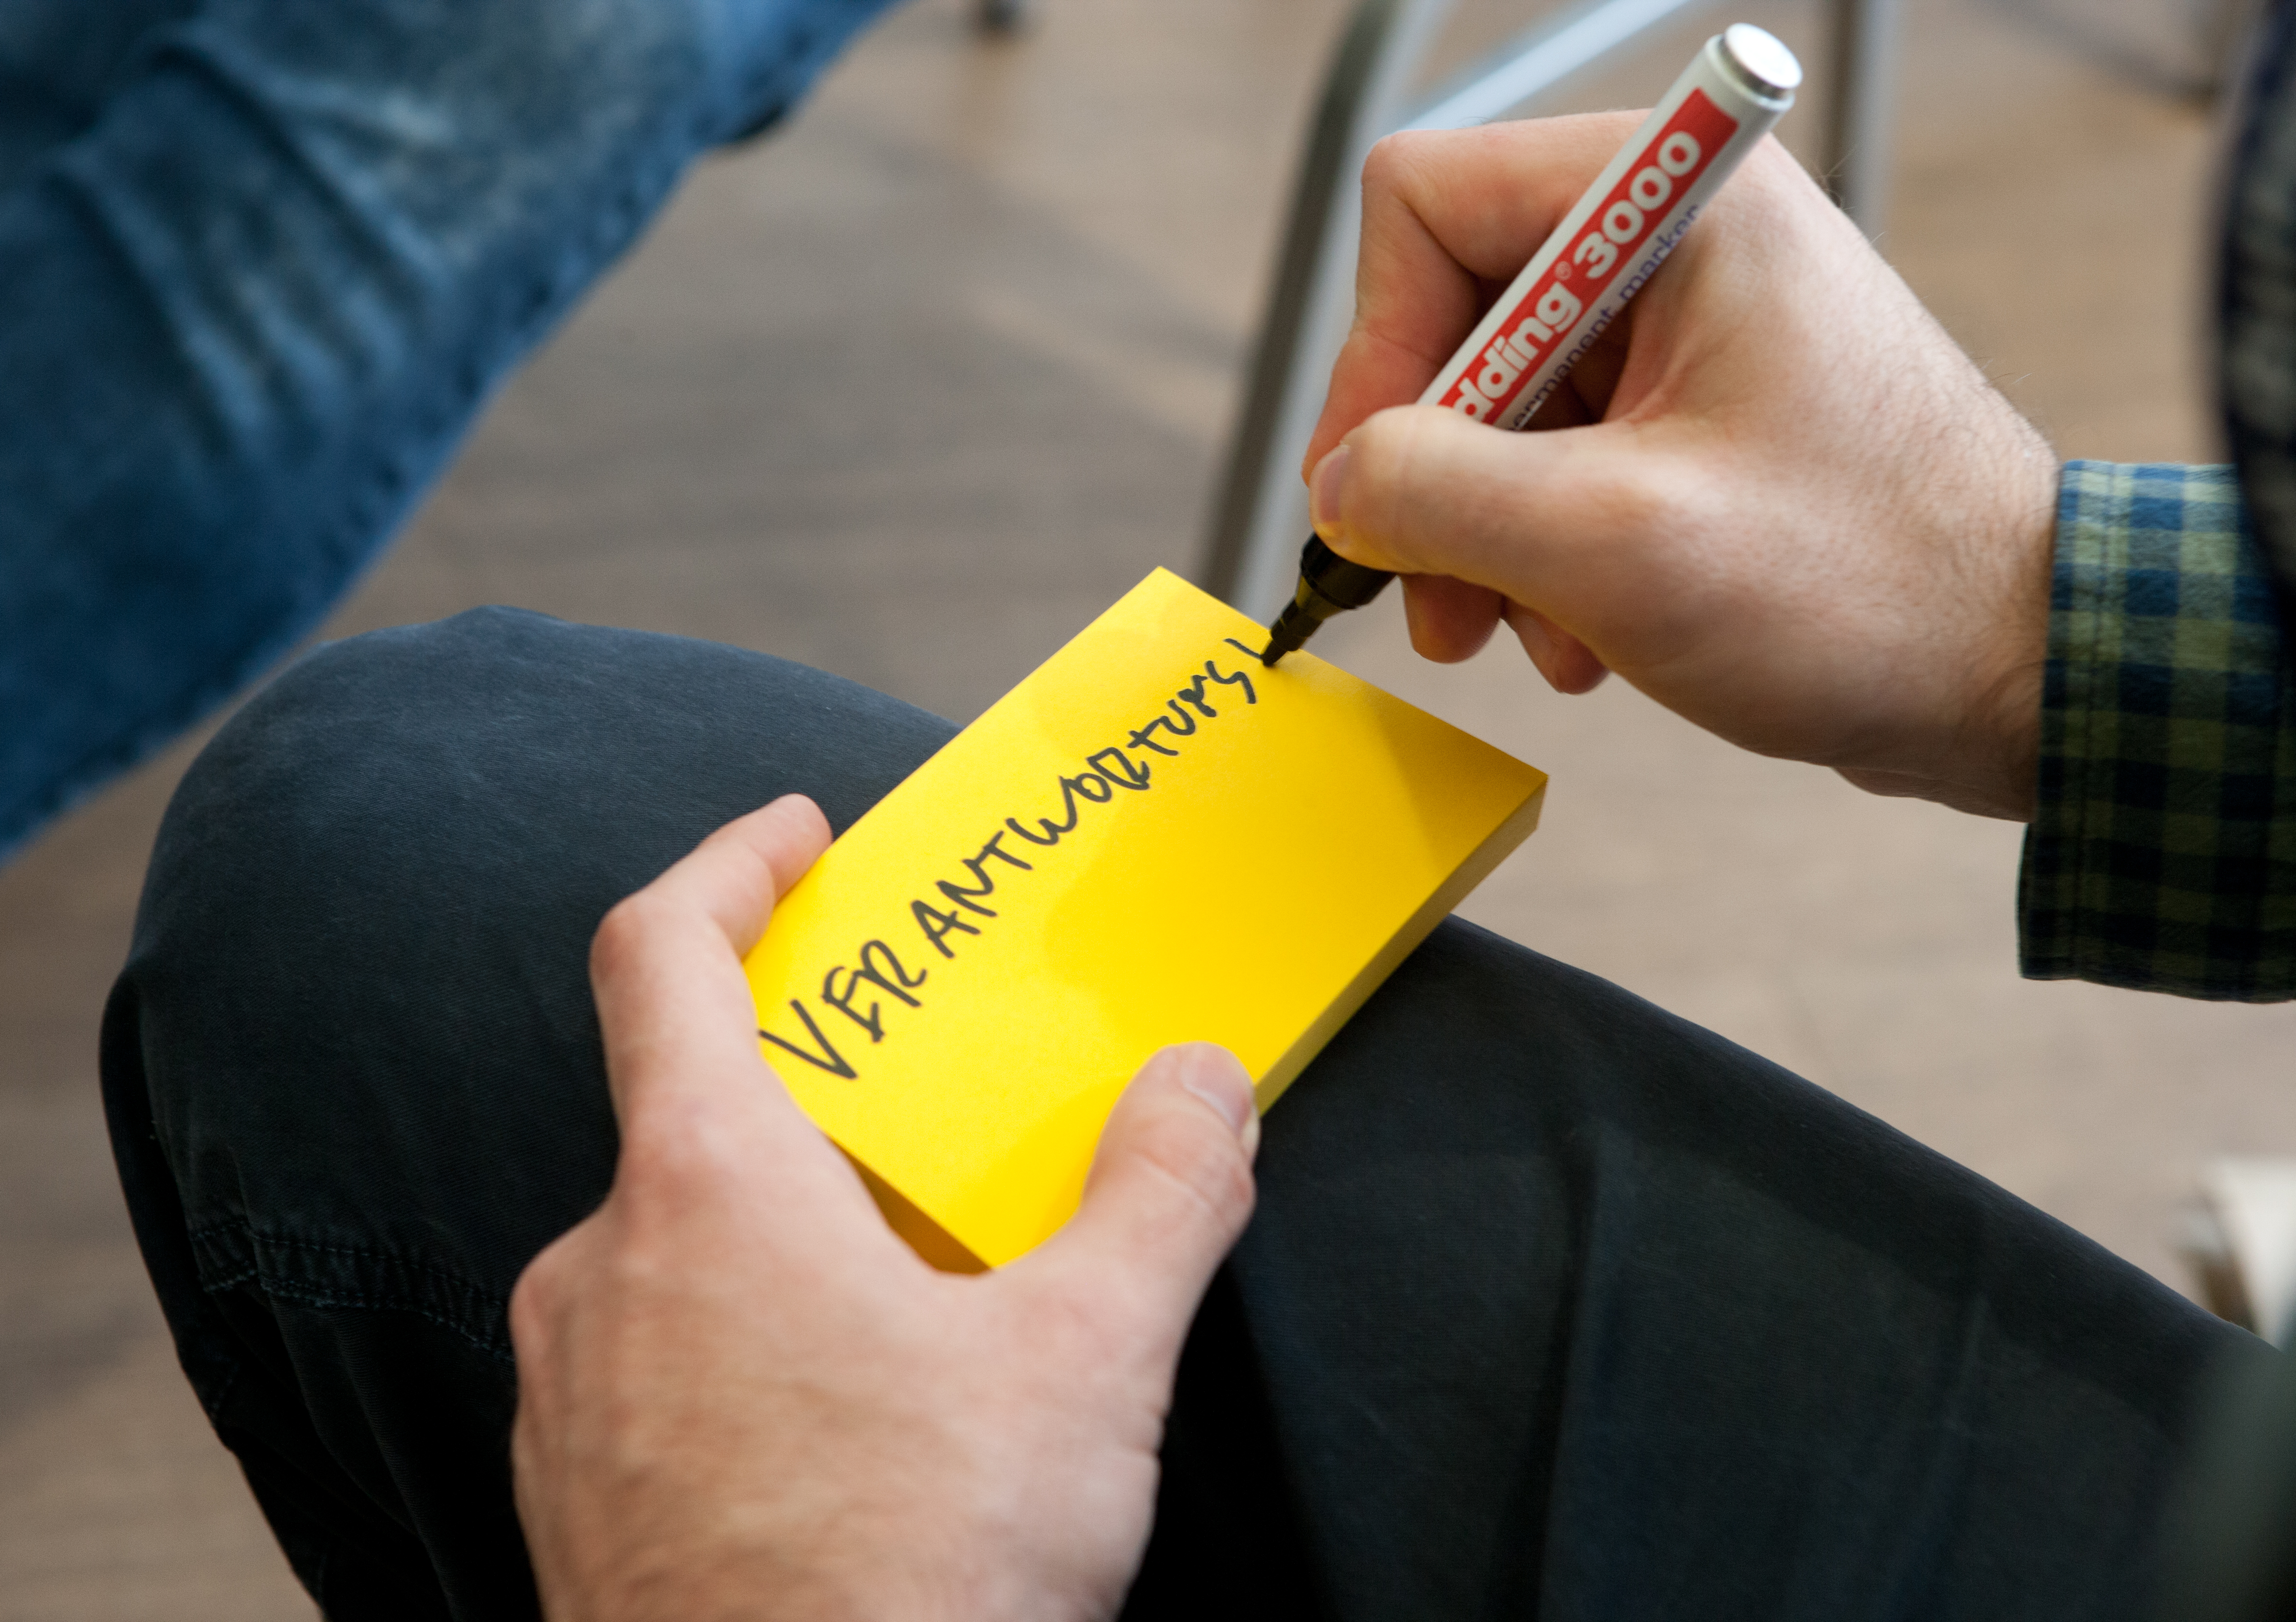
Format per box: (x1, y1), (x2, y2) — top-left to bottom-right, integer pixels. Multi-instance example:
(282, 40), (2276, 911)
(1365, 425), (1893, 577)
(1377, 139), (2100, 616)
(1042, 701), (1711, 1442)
(100, 607), (2259, 1621)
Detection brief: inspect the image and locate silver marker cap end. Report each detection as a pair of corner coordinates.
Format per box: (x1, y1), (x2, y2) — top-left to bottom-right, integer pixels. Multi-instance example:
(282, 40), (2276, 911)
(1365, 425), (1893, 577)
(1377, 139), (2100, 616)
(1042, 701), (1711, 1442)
(1719, 23), (1803, 99)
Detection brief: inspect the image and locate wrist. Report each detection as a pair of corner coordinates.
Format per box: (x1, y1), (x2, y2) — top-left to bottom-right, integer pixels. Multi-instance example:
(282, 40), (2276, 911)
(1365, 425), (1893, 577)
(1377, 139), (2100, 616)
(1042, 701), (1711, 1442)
(1833, 434), (2056, 821)
(1955, 437), (2059, 821)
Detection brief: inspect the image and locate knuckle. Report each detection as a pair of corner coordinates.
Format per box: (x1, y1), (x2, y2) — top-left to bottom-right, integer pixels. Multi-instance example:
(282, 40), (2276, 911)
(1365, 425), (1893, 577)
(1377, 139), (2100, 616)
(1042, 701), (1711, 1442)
(1351, 406), (1438, 544)
(1360, 130), (1429, 193)
(589, 889), (680, 985)
(1568, 439), (1686, 547)
(1348, 405), (1412, 488)
(1592, 459), (1673, 534)
(508, 1236), (572, 1354)
(588, 895), (651, 980)
(1133, 1108), (1256, 1231)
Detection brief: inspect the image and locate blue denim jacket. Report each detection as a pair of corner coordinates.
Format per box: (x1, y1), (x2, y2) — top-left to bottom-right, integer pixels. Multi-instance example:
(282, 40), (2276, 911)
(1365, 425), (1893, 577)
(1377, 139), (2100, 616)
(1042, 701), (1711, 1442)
(0, 0), (899, 862)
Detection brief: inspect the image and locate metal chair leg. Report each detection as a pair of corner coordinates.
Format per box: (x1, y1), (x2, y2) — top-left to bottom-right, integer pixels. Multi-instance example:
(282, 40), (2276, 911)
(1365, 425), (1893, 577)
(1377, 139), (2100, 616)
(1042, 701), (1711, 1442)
(1821, 0), (1900, 235)
(1199, 0), (1458, 617)
(977, 0), (1031, 37)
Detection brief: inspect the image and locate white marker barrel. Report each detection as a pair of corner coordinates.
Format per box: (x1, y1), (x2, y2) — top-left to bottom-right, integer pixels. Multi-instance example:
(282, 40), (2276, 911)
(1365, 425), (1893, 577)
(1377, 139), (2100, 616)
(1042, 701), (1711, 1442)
(1419, 24), (1800, 429)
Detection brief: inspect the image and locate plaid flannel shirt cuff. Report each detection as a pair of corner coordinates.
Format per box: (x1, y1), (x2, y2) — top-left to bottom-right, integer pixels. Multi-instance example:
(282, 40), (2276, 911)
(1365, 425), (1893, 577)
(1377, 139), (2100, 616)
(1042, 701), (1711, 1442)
(2017, 460), (2296, 999)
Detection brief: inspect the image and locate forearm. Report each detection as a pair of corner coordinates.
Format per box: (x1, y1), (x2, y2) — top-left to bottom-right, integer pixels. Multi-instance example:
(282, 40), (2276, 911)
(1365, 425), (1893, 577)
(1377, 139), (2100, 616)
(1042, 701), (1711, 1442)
(2018, 461), (2296, 1000)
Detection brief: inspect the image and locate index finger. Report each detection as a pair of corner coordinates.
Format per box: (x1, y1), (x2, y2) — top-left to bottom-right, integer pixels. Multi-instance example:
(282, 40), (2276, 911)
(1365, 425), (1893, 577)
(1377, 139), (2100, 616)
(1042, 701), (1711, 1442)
(588, 794), (832, 1129)
(1305, 113), (1645, 471)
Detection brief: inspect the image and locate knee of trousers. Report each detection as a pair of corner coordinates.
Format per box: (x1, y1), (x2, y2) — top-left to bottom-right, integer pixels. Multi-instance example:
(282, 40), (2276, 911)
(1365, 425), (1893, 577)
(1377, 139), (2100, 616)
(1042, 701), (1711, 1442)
(114, 608), (653, 1332)
(138, 606), (765, 957)
(119, 601), (953, 1061)
(114, 607), (952, 1311)
(135, 604), (950, 949)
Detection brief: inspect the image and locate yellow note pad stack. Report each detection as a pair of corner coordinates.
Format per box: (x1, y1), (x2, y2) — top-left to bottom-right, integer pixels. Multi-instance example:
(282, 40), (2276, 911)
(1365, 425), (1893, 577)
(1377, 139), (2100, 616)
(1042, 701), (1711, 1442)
(744, 568), (1546, 1269)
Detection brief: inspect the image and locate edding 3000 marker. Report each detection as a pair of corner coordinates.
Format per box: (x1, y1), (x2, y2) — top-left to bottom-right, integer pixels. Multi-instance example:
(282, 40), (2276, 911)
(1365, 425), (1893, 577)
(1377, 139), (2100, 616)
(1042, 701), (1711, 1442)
(1259, 23), (1801, 666)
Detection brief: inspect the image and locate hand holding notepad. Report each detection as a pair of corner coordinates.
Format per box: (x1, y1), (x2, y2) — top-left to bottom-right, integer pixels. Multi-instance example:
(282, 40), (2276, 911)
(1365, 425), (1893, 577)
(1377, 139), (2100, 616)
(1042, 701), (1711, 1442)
(744, 569), (1546, 1268)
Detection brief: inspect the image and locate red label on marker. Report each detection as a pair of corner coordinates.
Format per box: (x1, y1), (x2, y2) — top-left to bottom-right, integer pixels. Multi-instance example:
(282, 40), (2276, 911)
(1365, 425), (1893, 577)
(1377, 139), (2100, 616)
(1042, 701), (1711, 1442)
(1438, 89), (1741, 422)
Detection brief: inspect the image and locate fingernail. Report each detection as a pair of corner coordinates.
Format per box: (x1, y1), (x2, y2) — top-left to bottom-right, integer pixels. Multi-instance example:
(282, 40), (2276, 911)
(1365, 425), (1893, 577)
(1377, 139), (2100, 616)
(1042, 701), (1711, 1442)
(1309, 444), (1351, 539)
(1177, 1045), (1260, 1156)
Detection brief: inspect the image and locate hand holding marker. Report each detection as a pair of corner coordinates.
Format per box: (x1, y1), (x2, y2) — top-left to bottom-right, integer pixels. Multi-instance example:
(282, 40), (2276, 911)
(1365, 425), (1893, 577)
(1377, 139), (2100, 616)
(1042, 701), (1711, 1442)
(1260, 23), (1803, 665)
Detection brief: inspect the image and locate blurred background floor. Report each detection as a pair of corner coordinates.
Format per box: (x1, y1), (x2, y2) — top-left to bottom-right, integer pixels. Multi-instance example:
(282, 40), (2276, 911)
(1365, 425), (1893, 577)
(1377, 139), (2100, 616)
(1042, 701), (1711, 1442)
(3, 0), (2289, 1612)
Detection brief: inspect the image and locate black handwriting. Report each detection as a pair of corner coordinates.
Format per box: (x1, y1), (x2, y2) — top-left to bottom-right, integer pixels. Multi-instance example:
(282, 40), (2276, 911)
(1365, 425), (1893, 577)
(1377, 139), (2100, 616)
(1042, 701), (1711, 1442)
(913, 898), (984, 958)
(1089, 747), (1151, 789)
(759, 1001), (858, 1079)
(784, 645), (1268, 1068)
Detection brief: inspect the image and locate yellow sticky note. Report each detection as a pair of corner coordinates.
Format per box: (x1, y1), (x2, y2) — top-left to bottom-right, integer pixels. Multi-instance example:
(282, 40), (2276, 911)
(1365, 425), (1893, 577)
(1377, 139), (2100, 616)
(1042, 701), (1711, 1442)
(743, 568), (1546, 1268)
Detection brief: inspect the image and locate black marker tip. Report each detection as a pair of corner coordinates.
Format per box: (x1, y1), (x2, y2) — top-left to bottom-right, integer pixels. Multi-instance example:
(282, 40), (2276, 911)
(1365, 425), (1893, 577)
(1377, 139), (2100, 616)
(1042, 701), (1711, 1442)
(1261, 600), (1313, 666)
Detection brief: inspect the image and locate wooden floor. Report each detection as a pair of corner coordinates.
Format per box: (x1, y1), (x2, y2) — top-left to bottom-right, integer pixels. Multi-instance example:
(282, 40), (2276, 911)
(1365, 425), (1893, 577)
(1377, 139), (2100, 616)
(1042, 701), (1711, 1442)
(3, 0), (2288, 1611)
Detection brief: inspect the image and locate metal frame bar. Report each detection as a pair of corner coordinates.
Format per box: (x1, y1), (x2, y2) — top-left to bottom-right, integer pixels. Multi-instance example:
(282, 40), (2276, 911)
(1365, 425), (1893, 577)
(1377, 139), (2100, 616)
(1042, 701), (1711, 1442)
(1198, 0), (1459, 618)
(1409, 0), (1713, 132)
(1200, 0), (1899, 614)
(1822, 0), (1898, 232)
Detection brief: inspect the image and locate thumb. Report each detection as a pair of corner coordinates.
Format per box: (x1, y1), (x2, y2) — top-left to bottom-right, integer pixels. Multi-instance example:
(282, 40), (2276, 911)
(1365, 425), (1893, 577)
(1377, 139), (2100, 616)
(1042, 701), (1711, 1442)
(1312, 402), (1689, 612)
(1021, 1043), (1258, 1349)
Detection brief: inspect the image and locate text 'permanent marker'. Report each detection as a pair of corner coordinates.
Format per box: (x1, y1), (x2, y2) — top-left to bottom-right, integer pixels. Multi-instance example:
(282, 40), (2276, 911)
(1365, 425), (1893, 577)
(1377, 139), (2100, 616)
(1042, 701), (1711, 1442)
(1260, 22), (1802, 666)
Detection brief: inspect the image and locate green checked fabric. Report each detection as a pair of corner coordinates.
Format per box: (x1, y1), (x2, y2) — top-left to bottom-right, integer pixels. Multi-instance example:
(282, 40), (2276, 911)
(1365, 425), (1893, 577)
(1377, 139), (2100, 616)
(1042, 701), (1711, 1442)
(2017, 460), (2296, 999)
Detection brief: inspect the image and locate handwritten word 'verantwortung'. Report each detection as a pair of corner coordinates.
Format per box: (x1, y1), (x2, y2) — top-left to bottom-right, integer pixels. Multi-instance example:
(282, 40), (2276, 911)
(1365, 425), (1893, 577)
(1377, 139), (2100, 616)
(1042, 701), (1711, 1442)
(758, 645), (1263, 1080)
